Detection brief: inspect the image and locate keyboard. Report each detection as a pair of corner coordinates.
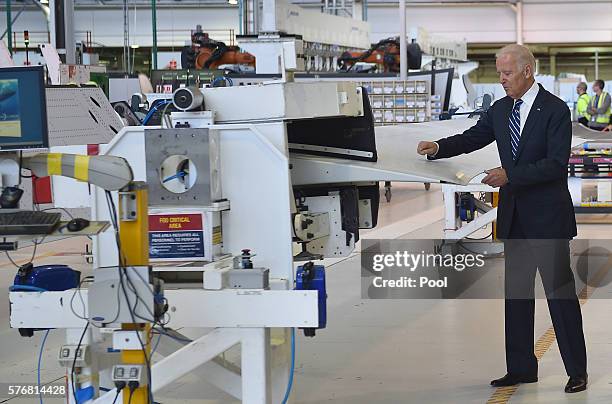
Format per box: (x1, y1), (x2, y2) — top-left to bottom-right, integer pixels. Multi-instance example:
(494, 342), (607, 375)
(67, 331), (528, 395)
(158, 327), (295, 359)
(0, 211), (62, 235)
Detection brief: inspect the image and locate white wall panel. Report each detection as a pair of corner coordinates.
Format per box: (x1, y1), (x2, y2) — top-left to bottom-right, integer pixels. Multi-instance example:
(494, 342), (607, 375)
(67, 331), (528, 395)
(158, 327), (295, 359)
(523, 3), (612, 43)
(368, 5), (516, 43)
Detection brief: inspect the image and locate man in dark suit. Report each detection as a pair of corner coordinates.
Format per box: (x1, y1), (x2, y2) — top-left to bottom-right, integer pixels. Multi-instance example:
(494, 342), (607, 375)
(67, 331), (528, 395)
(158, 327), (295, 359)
(417, 44), (587, 393)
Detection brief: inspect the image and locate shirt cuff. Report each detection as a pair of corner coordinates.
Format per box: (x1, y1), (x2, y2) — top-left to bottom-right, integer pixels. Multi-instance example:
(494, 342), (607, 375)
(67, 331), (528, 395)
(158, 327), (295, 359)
(431, 142), (439, 157)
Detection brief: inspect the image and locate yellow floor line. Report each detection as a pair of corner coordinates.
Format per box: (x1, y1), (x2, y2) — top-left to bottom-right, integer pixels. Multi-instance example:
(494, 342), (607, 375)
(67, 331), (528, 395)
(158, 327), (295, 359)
(487, 254), (612, 404)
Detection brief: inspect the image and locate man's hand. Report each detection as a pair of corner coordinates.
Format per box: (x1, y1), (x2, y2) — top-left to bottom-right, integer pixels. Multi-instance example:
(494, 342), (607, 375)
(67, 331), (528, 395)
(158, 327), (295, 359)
(482, 167), (508, 188)
(417, 141), (438, 156)
(604, 125), (612, 132)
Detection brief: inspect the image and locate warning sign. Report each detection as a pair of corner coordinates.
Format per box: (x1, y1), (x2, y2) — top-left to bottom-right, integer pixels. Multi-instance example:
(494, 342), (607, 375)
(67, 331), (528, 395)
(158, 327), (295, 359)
(149, 213), (205, 261)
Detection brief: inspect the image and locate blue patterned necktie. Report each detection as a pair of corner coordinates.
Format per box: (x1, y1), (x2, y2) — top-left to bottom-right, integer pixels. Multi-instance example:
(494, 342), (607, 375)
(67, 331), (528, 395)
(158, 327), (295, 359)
(509, 99), (524, 160)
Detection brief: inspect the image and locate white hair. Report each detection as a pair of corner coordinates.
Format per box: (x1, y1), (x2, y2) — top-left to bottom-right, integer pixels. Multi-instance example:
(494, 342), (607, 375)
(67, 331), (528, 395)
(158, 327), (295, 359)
(496, 44), (536, 73)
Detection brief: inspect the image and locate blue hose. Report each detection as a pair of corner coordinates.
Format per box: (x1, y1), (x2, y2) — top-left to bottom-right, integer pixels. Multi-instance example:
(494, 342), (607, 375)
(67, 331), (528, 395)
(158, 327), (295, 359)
(162, 171), (187, 183)
(281, 328), (296, 404)
(142, 100), (172, 125)
(38, 329), (50, 404)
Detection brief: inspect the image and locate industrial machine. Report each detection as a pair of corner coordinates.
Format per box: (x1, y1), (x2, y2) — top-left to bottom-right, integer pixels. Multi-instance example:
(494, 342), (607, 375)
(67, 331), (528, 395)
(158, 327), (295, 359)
(181, 26), (256, 71)
(337, 37), (423, 73)
(4, 66), (370, 403)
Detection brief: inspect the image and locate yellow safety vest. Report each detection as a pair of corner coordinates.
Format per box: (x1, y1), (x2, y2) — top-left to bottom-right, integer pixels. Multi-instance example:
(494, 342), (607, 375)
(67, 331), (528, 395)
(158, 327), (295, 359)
(591, 91), (611, 124)
(576, 93), (591, 120)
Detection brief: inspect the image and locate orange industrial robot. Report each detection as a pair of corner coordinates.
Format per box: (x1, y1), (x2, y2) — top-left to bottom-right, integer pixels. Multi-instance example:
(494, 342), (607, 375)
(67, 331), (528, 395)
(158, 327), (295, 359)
(337, 37), (422, 73)
(181, 27), (255, 70)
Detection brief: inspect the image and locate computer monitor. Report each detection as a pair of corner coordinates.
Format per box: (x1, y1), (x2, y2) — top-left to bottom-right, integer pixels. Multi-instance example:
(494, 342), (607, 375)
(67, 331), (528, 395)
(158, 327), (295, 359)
(0, 66), (48, 151)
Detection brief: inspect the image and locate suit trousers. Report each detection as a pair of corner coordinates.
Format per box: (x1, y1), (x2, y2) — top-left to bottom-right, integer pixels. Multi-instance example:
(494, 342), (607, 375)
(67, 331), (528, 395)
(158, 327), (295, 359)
(503, 212), (587, 378)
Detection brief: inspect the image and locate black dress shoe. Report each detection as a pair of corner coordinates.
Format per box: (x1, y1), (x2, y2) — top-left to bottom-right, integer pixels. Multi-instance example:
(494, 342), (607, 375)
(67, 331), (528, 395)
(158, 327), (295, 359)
(490, 373), (538, 387)
(565, 375), (587, 393)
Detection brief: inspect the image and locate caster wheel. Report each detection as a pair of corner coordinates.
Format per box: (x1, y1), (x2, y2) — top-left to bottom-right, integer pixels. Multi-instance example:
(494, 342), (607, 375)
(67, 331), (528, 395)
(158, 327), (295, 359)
(424, 183), (431, 191)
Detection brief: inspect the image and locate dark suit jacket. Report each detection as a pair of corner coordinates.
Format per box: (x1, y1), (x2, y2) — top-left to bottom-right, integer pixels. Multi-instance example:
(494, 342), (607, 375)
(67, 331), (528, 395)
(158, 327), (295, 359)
(430, 84), (577, 239)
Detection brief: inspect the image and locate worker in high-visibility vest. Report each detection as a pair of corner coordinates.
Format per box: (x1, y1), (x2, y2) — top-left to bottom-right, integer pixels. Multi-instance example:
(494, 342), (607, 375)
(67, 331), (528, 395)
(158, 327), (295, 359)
(575, 82), (591, 126)
(588, 80), (611, 131)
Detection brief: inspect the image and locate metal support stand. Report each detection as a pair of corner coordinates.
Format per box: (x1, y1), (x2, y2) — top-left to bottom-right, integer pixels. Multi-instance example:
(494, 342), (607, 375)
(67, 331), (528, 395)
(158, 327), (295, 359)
(151, 0), (158, 70)
(49, 0), (75, 63)
(399, 0), (407, 80)
(5, 0), (12, 56)
(118, 182), (150, 404)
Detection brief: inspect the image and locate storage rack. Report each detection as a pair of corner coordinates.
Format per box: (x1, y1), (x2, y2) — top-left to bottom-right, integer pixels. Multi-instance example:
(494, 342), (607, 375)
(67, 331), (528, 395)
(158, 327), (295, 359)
(359, 79), (431, 126)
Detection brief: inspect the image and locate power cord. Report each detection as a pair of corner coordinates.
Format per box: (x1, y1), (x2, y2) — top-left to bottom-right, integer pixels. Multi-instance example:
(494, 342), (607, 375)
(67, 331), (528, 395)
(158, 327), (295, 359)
(465, 231), (493, 241)
(127, 381), (139, 404)
(111, 381), (126, 404)
(37, 329), (50, 404)
(105, 190), (153, 403)
(71, 322), (90, 403)
(5, 237), (41, 269)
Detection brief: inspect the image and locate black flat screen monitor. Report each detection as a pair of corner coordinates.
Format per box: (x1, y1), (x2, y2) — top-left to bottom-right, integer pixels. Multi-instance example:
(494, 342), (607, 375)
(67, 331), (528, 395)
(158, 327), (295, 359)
(0, 66), (48, 151)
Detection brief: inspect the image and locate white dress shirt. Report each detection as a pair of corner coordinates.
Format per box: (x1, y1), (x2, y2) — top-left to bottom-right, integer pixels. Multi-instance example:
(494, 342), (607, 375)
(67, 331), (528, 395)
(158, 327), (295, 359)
(430, 81), (541, 157)
(515, 80), (540, 134)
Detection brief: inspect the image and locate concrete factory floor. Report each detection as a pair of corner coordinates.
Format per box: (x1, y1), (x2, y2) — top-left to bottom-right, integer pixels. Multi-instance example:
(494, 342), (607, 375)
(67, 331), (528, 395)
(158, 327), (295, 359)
(1, 183), (612, 403)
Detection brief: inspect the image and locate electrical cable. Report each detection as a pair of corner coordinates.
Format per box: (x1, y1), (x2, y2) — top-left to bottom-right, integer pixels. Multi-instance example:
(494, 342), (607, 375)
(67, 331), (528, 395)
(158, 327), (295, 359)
(105, 190), (153, 403)
(105, 191), (155, 403)
(119, 268), (154, 403)
(151, 334), (162, 356)
(111, 381), (126, 404)
(465, 231), (493, 241)
(130, 266), (164, 320)
(119, 263), (156, 323)
(127, 381), (139, 404)
(69, 276), (93, 320)
(70, 276), (124, 328)
(160, 100), (174, 128)
(281, 328), (296, 404)
(5, 236), (40, 269)
(142, 100), (171, 126)
(39, 207), (75, 220)
(37, 329), (50, 404)
(111, 390), (120, 404)
(162, 171), (186, 183)
(71, 322), (90, 403)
